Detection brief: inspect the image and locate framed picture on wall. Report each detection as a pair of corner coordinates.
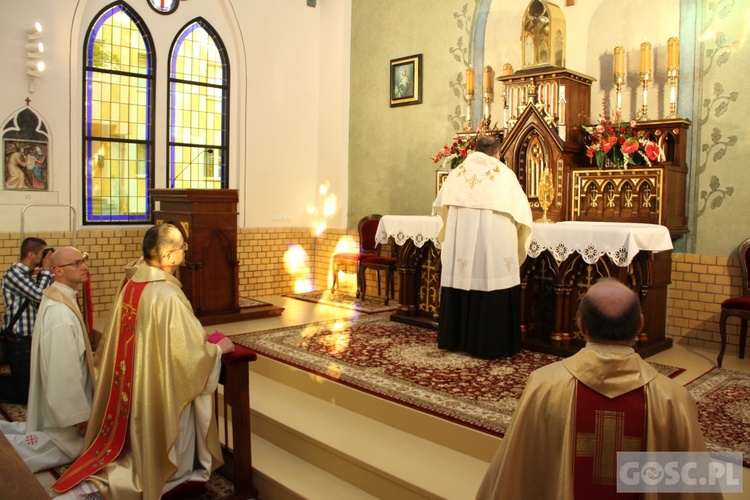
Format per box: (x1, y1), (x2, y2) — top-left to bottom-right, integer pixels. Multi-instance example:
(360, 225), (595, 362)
(3, 139), (49, 191)
(390, 54), (422, 107)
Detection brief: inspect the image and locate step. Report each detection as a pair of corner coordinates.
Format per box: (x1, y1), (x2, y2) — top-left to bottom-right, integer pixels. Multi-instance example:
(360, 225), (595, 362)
(248, 356), (495, 499)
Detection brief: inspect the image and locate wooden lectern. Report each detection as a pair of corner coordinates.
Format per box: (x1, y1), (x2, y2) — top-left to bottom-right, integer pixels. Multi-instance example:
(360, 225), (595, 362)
(151, 189), (241, 321)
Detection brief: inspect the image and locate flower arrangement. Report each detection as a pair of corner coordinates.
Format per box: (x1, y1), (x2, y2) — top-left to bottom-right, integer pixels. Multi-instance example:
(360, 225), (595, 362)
(432, 125), (480, 170)
(582, 110), (663, 169)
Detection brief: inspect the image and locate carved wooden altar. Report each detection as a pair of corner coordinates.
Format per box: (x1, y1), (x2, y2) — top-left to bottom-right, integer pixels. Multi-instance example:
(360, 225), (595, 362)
(497, 68), (595, 224)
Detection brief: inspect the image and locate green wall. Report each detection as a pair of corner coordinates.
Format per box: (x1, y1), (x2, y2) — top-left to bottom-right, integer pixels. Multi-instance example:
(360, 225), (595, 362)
(348, 0), (471, 226)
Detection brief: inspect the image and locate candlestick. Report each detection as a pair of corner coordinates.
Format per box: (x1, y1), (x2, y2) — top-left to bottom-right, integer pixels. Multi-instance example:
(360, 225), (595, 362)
(466, 66), (475, 97)
(638, 78), (650, 121)
(613, 45), (625, 83)
(483, 63), (494, 96)
(640, 40), (652, 81)
(667, 37), (679, 71)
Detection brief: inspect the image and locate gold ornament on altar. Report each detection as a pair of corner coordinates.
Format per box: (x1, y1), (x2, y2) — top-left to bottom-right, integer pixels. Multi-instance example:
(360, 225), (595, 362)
(535, 167), (555, 223)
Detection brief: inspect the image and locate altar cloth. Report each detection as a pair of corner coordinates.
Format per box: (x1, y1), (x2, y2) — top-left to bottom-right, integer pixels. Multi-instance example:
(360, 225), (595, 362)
(375, 215), (443, 249)
(375, 217), (672, 268)
(527, 221), (673, 267)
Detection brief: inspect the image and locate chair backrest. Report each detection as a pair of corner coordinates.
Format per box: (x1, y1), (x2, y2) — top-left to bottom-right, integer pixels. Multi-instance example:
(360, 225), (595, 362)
(739, 238), (750, 296)
(358, 214), (382, 255)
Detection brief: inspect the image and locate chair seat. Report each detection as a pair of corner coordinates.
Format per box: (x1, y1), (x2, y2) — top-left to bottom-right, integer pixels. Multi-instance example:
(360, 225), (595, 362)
(361, 256), (396, 266)
(722, 296), (750, 311)
(333, 253), (367, 262)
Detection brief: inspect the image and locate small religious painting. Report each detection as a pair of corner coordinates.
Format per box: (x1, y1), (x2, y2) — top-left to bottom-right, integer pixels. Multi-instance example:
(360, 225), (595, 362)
(390, 54), (422, 107)
(4, 139), (49, 191)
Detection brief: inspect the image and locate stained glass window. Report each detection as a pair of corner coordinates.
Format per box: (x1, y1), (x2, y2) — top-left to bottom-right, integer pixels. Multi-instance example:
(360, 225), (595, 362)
(168, 21), (228, 189)
(83, 3), (153, 223)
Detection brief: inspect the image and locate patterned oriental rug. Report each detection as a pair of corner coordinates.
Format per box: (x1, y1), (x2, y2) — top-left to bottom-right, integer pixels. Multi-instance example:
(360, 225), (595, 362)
(685, 367), (750, 467)
(283, 290), (398, 314)
(232, 313), (685, 440)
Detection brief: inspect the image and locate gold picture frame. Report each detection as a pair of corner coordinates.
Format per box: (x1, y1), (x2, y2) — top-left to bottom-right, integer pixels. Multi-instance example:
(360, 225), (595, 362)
(390, 54), (422, 107)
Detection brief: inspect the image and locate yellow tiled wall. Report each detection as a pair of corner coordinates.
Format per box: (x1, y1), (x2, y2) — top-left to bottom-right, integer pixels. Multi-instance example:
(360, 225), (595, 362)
(0, 229), (746, 359)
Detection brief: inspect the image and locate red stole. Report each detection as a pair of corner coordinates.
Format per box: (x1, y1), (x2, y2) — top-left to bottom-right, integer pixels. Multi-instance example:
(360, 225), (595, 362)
(52, 280), (148, 494)
(573, 380), (645, 499)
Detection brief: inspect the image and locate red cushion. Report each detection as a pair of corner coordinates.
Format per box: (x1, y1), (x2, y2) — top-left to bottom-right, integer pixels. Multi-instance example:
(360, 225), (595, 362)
(361, 256), (396, 266)
(333, 253), (365, 262)
(722, 296), (750, 310)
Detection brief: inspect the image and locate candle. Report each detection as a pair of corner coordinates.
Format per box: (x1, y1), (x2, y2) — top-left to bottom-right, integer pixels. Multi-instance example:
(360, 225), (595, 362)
(640, 40), (652, 75)
(503, 61), (513, 76)
(667, 36), (679, 69)
(614, 45), (625, 80)
(483, 63), (494, 93)
(466, 66), (475, 95)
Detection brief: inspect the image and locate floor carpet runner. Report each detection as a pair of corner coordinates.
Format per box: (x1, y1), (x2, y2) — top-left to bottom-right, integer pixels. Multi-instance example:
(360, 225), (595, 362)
(232, 312), (685, 440)
(685, 367), (750, 467)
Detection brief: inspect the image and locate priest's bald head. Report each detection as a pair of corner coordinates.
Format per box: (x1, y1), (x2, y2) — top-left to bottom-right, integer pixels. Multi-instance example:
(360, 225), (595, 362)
(142, 223), (187, 275)
(577, 278), (644, 344)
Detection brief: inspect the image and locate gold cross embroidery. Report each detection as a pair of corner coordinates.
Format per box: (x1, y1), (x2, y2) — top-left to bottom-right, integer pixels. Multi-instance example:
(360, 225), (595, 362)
(575, 409), (643, 485)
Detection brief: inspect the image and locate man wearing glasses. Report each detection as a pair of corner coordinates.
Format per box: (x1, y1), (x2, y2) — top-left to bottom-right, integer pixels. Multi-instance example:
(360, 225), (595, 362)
(0, 246), (94, 472)
(54, 223), (235, 499)
(0, 237), (55, 404)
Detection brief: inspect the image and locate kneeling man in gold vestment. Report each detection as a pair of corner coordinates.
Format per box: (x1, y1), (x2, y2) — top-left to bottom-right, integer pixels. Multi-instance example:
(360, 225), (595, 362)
(53, 223), (235, 498)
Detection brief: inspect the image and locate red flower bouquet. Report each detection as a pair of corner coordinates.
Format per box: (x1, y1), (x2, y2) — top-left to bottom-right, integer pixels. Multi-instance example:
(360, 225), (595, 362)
(582, 111), (663, 169)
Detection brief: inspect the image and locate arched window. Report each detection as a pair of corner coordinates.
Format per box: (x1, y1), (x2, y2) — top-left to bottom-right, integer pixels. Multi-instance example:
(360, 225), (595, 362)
(168, 20), (229, 189)
(83, 2), (154, 224)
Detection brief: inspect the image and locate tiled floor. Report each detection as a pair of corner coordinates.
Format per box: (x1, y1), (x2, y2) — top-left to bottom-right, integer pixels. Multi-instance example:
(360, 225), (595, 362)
(13, 294), (750, 496)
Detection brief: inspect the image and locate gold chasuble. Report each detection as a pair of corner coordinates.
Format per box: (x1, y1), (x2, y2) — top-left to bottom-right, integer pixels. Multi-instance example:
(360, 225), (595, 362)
(53, 280), (148, 492)
(53, 264), (223, 499)
(476, 347), (720, 500)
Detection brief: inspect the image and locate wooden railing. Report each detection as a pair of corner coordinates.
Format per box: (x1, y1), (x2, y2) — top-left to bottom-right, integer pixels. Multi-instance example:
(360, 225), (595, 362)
(217, 343), (258, 497)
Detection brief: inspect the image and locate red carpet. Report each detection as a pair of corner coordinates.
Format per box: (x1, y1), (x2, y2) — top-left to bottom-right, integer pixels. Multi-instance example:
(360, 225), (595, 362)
(685, 367), (750, 467)
(233, 313), (684, 439)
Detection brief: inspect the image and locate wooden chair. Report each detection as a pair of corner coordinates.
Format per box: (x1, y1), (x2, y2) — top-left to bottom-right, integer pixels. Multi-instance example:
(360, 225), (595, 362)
(331, 214), (382, 296)
(359, 244), (397, 305)
(717, 237), (750, 367)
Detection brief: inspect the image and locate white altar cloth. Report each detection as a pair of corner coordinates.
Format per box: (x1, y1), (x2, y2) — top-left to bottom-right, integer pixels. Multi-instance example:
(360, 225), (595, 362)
(527, 221), (673, 267)
(375, 215), (443, 249)
(375, 216), (672, 268)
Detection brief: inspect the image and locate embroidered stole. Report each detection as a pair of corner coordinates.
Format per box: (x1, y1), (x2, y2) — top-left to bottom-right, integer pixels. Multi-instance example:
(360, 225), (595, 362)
(52, 280), (148, 493)
(573, 380), (646, 499)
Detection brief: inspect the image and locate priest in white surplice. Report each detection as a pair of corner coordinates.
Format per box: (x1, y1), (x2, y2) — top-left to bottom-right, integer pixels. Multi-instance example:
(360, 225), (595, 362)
(0, 246), (94, 472)
(433, 136), (532, 359)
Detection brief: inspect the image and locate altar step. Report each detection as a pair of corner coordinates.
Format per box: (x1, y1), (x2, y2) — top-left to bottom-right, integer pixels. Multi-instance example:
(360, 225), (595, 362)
(247, 355), (498, 499)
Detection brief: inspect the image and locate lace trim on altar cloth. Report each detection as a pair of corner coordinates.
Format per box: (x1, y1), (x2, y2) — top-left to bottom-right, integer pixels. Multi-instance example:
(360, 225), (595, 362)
(375, 216), (443, 249)
(527, 239), (630, 266)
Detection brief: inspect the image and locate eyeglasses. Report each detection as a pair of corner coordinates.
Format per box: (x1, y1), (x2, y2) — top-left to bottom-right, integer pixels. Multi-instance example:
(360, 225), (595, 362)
(163, 241), (188, 259)
(55, 252), (89, 269)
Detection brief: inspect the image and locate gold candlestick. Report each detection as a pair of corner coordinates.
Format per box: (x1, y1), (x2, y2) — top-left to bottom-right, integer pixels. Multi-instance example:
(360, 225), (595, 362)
(483, 63), (494, 126)
(638, 77), (650, 121)
(614, 45), (625, 113)
(638, 41), (652, 121)
(535, 167), (555, 223)
(666, 37), (680, 119)
(465, 93), (474, 126)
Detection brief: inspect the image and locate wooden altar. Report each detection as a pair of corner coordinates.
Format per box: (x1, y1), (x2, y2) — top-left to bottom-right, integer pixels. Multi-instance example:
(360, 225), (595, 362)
(376, 217), (674, 358)
(151, 188), (283, 325)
